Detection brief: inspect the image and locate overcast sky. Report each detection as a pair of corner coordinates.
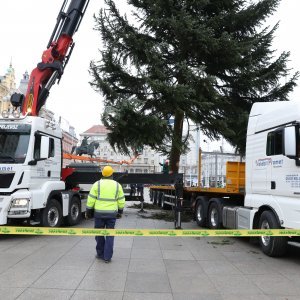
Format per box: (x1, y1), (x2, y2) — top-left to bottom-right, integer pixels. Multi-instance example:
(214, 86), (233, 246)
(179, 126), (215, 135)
(0, 0), (299, 139)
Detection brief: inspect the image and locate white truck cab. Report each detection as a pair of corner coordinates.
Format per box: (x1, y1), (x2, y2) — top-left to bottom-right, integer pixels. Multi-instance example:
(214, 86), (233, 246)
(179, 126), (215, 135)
(245, 101), (300, 229)
(0, 113), (77, 226)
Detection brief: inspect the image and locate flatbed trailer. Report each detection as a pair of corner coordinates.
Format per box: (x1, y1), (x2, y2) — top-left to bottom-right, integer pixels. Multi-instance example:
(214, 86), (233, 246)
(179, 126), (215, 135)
(149, 161), (245, 229)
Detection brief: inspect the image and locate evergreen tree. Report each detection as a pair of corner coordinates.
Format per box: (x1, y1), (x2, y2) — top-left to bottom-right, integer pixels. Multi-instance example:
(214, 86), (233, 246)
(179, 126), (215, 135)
(90, 0), (298, 172)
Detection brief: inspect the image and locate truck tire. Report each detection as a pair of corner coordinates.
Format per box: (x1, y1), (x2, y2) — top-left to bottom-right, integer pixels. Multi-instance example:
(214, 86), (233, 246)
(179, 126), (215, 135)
(195, 197), (208, 227)
(65, 196), (82, 226)
(41, 198), (63, 227)
(258, 210), (288, 257)
(208, 200), (223, 229)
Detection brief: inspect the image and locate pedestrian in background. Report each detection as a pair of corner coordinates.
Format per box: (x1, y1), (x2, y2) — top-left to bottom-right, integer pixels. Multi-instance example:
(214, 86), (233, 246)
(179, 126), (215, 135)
(85, 165), (125, 263)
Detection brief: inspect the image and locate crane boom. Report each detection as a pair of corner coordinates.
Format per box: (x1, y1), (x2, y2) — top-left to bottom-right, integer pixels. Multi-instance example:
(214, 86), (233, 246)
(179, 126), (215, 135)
(10, 0), (89, 116)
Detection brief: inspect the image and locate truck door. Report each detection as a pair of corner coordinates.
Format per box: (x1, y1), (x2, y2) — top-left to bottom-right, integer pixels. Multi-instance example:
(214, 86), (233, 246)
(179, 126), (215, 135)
(29, 133), (61, 190)
(267, 129), (286, 193)
(270, 126), (300, 228)
(250, 132), (271, 193)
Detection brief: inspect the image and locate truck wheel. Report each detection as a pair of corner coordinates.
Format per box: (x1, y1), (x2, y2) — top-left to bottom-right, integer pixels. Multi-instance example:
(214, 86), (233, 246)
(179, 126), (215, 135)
(41, 199), (63, 227)
(195, 198), (207, 227)
(208, 201), (222, 229)
(65, 196), (82, 226)
(258, 210), (287, 257)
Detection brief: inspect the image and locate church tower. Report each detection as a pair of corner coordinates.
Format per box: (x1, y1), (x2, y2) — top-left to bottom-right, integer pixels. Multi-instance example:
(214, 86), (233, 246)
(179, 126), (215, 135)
(0, 62), (16, 113)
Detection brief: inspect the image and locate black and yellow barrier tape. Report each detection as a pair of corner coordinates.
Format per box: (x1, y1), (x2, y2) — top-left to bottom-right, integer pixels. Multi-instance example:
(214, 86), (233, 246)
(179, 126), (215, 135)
(1, 227), (300, 237)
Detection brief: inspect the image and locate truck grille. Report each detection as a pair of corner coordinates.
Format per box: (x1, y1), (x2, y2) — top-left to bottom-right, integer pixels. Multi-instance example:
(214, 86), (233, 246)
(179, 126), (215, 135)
(0, 173), (15, 188)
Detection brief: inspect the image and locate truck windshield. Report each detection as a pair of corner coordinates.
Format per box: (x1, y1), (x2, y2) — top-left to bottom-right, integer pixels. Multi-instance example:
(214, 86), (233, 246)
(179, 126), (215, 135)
(0, 124), (31, 164)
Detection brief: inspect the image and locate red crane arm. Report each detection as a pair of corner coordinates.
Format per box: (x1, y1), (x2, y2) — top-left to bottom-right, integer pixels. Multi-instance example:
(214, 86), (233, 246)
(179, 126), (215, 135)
(10, 0), (89, 116)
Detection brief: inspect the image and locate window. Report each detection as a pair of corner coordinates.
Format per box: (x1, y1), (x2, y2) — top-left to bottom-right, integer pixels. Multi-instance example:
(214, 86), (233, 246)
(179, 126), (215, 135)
(49, 138), (55, 157)
(267, 130), (283, 156)
(0, 131), (30, 164)
(34, 135), (41, 160)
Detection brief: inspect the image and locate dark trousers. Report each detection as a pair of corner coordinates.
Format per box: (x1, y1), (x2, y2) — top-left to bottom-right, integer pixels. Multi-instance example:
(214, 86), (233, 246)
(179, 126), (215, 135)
(94, 217), (116, 260)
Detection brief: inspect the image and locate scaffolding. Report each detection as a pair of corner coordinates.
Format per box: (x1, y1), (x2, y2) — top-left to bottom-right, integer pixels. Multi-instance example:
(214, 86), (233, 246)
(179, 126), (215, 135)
(199, 150), (244, 188)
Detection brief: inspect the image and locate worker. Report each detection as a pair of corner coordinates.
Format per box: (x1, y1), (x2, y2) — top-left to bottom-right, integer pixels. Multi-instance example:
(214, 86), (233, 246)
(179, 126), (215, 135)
(159, 159), (169, 174)
(85, 165), (125, 263)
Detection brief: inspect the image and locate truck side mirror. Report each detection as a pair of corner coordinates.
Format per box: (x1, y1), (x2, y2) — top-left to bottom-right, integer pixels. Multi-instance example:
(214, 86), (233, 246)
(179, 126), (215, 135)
(40, 136), (50, 159)
(284, 126), (296, 157)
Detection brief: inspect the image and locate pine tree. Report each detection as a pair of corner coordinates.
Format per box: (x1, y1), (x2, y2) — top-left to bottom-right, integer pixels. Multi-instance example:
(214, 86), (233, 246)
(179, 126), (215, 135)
(90, 0), (298, 172)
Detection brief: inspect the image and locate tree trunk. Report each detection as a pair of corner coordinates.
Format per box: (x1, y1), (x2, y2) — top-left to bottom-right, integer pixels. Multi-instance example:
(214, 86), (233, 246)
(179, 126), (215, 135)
(169, 109), (184, 173)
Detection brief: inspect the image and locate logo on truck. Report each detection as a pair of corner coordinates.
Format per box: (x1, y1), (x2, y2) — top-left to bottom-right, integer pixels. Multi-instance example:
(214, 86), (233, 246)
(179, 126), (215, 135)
(0, 166), (13, 172)
(255, 158), (283, 168)
(0, 125), (18, 130)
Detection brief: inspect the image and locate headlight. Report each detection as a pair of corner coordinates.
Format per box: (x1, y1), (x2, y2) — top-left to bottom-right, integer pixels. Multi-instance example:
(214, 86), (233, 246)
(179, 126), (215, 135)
(12, 110), (20, 118)
(1, 110), (9, 118)
(11, 198), (30, 208)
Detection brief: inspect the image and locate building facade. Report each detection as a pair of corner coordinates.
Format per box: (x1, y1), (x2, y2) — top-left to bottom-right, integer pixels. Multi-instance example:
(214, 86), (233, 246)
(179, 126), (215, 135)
(79, 125), (163, 173)
(0, 64), (30, 115)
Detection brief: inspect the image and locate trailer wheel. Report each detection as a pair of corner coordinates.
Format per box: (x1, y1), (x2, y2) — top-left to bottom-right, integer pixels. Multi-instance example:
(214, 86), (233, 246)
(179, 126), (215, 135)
(258, 210), (287, 257)
(65, 196), (82, 226)
(41, 199), (63, 227)
(195, 197), (207, 227)
(208, 201), (222, 229)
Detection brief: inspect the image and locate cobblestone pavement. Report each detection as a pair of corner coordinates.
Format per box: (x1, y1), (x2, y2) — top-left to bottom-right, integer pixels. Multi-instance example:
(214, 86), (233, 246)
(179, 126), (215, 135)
(1, 200), (300, 300)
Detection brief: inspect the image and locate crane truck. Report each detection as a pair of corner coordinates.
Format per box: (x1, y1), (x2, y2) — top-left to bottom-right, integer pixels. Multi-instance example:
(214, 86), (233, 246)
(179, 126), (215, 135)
(0, 0), (182, 228)
(150, 100), (300, 257)
(0, 0), (90, 227)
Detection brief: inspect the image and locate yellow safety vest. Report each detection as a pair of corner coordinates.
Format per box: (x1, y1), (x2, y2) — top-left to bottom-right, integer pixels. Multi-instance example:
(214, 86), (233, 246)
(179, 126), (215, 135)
(87, 179), (125, 218)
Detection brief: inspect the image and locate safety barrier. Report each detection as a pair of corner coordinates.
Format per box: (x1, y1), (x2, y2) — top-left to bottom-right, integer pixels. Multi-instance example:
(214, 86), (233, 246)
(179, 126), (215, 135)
(1, 227), (300, 237)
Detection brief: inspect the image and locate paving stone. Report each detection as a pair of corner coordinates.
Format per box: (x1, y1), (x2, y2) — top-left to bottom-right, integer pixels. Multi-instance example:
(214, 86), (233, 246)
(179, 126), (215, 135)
(162, 249), (195, 260)
(165, 260), (204, 274)
(130, 247), (163, 259)
(0, 288), (25, 299)
(125, 272), (171, 293)
(71, 290), (123, 300)
(168, 273), (217, 294)
(129, 258), (166, 273)
(17, 288), (74, 300)
(247, 274), (300, 296)
(123, 292), (173, 300)
(209, 274), (265, 296)
(198, 260), (242, 275)
(32, 269), (86, 289)
(0, 267), (46, 288)
(78, 270), (126, 291)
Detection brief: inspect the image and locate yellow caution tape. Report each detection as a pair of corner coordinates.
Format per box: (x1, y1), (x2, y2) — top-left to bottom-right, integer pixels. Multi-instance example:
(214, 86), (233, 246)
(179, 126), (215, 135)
(1, 226), (300, 237)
